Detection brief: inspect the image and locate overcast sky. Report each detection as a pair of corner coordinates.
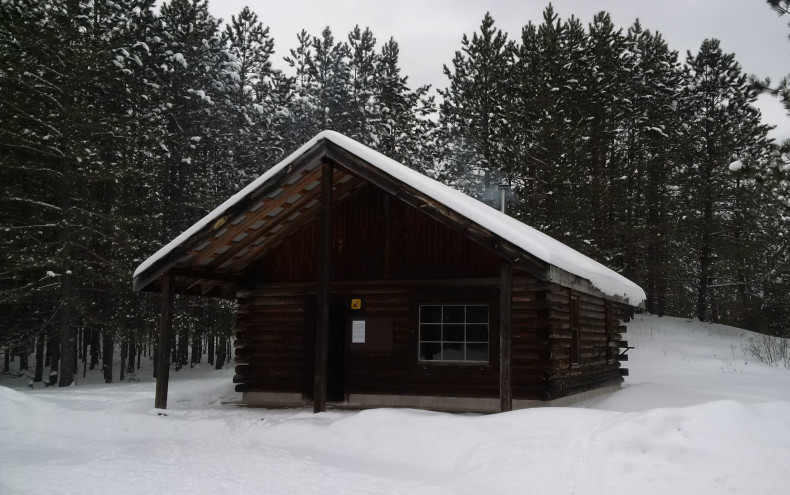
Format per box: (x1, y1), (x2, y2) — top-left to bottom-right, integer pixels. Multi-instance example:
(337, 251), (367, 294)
(202, 0), (790, 142)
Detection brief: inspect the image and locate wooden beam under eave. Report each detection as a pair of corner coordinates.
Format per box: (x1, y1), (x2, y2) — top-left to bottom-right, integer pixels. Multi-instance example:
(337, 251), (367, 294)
(313, 161), (333, 413)
(195, 166), (326, 270)
(500, 260), (513, 412)
(232, 174), (365, 269)
(155, 272), (175, 409)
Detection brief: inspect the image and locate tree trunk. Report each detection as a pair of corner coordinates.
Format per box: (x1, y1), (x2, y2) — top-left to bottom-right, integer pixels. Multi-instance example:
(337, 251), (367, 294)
(57, 269), (76, 387)
(3, 346), (9, 372)
(136, 327), (142, 370)
(127, 330), (136, 374)
(215, 333), (226, 370)
(119, 338), (126, 382)
(170, 326), (178, 363)
(226, 333), (232, 366)
(102, 329), (113, 383)
(176, 325), (188, 371)
(81, 327), (89, 378)
(90, 328), (100, 370)
(49, 333), (60, 386)
(191, 332), (201, 367)
(152, 345), (158, 379)
(34, 336), (45, 382)
(696, 127), (716, 322)
(207, 335), (215, 365)
(19, 345), (28, 371)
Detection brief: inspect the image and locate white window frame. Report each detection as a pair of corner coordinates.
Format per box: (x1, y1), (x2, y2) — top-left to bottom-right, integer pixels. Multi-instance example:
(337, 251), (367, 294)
(418, 304), (489, 363)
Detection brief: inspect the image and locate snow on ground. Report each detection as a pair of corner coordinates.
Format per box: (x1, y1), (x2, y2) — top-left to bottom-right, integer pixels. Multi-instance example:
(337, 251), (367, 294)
(2, 315), (789, 494)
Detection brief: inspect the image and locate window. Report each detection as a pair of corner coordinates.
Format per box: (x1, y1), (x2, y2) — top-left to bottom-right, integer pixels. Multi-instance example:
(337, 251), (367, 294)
(419, 305), (488, 362)
(570, 295), (580, 365)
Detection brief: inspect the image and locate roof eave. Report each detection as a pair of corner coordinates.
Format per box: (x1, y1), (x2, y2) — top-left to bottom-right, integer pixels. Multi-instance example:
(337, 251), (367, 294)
(548, 265), (642, 306)
(132, 139), (331, 293)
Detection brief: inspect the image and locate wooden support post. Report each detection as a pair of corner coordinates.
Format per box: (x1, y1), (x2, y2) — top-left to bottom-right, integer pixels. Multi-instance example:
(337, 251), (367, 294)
(155, 272), (174, 409)
(313, 161), (333, 413)
(499, 260), (513, 412)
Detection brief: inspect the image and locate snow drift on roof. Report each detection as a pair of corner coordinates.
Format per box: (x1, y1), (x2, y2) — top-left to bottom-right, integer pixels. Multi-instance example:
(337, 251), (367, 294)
(134, 131), (646, 305)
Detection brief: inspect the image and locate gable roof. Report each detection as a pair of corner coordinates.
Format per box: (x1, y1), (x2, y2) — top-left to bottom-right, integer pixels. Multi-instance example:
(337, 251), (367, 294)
(133, 131), (645, 305)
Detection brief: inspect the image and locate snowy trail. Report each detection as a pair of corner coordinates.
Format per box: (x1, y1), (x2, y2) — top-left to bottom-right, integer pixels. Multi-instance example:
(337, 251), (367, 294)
(2, 315), (790, 494)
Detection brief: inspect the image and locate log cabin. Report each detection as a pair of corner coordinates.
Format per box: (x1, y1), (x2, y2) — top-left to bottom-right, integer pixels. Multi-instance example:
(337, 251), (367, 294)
(133, 131), (645, 413)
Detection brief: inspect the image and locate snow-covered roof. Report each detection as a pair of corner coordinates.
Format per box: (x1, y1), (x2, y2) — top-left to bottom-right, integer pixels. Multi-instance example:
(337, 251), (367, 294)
(134, 130), (645, 305)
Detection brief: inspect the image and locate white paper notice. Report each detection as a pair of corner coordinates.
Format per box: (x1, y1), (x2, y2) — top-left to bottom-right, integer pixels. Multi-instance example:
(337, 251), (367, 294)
(352, 320), (366, 343)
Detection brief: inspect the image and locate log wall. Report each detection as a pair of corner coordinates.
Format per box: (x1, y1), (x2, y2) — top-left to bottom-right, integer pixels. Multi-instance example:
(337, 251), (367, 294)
(530, 283), (629, 401)
(234, 176), (628, 407)
(233, 277), (629, 406)
(233, 283), (502, 399)
(233, 291), (313, 396)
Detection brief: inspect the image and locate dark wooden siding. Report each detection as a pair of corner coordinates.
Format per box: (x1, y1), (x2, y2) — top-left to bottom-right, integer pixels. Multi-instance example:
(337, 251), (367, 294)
(234, 181), (628, 405)
(510, 276), (555, 400)
(255, 184), (501, 283)
(531, 284), (628, 400)
(233, 277), (629, 404)
(233, 291), (313, 395)
(234, 283), (501, 399)
(346, 286), (500, 398)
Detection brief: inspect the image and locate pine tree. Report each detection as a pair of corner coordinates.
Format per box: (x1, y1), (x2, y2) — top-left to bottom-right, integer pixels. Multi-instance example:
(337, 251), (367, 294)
(617, 22), (685, 315)
(681, 39), (773, 322)
(221, 6), (278, 178)
(0, 0), (163, 385)
(765, 1), (790, 123)
(509, 8), (589, 234)
(440, 13), (516, 200)
(374, 38), (436, 171)
(282, 28), (354, 148)
(309, 27), (353, 134)
(282, 29), (319, 150)
(347, 26), (380, 145)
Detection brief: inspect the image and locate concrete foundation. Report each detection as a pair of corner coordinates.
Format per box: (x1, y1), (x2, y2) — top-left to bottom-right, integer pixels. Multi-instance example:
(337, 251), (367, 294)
(241, 384), (621, 413)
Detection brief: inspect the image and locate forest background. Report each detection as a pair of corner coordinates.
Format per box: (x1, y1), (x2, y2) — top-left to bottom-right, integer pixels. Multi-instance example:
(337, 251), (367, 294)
(1, 0), (788, 386)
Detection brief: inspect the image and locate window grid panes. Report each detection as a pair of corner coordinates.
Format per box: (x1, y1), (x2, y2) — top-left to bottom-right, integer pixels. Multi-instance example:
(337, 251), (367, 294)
(419, 305), (489, 362)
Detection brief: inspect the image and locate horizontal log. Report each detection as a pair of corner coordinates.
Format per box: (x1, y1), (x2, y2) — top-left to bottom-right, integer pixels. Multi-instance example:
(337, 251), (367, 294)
(237, 358), (306, 369)
(512, 360), (567, 372)
(234, 352), (307, 364)
(233, 381), (304, 393)
(511, 293), (547, 303)
(539, 362), (621, 381)
(539, 377), (623, 401)
(543, 368), (621, 390)
(241, 369), (309, 381)
(512, 278), (550, 288)
(233, 334), (306, 345)
(512, 340), (562, 350)
(237, 299), (306, 308)
(234, 345), (306, 356)
(577, 332), (616, 342)
(236, 316), (306, 325)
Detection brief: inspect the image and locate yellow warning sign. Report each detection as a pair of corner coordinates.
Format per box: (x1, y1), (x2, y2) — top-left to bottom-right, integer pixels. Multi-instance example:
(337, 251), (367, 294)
(350, 298), (362, 310)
